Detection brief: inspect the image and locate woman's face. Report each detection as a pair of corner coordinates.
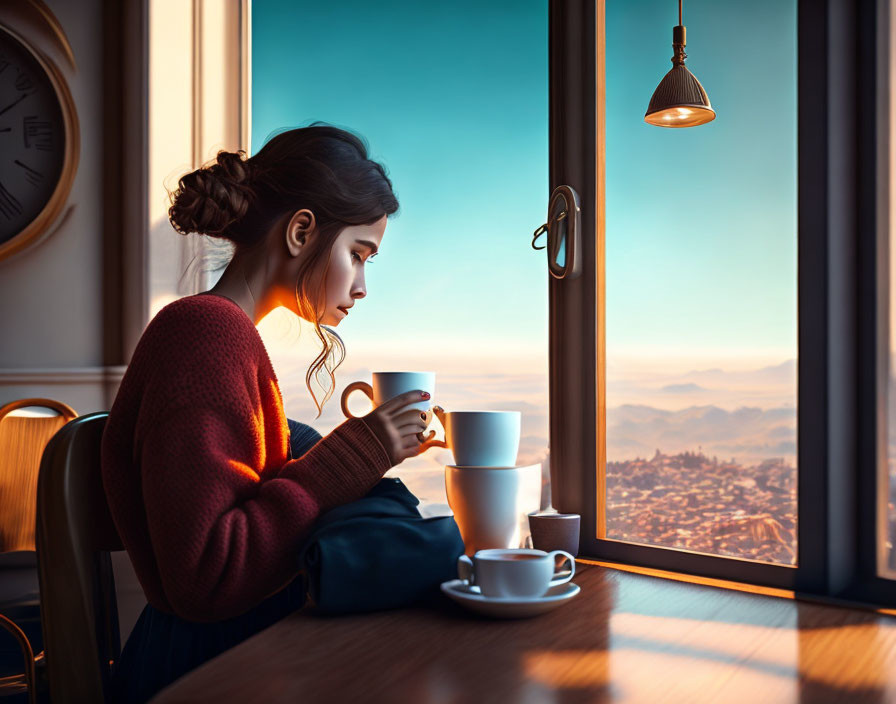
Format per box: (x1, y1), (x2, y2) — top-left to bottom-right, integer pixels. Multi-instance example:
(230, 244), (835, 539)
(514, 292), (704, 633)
(317, 214), (387, 326)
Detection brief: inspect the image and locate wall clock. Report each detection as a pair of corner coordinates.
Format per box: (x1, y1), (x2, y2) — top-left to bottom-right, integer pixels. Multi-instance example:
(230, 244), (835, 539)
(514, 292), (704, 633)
(0, 21), (78, 262)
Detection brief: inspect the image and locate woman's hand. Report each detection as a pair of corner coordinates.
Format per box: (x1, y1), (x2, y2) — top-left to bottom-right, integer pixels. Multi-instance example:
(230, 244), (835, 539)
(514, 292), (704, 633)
(361, 390), (434, 466)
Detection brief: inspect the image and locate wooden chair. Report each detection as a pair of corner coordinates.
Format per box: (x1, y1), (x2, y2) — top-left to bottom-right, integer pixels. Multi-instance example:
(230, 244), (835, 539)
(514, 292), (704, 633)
(35, 412), (123, 704)
(0, 399), (77, 704)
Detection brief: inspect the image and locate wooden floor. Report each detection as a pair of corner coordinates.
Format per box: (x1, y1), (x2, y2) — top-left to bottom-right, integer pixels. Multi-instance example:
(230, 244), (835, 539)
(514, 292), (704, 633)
(154, 562), (896, 703)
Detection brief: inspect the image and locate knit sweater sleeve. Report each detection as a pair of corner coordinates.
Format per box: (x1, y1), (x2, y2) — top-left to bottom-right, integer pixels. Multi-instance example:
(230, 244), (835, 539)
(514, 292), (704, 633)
(140, 409), (389, 621)
(135, 305), (391, 622)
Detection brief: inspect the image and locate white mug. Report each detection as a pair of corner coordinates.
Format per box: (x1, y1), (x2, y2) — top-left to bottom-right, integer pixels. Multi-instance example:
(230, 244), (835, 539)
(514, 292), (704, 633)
(340, 371), (435, 417)
(445, 464), (542, 556)
(422, 408), (521, 467)
(457, 548), (575, 598)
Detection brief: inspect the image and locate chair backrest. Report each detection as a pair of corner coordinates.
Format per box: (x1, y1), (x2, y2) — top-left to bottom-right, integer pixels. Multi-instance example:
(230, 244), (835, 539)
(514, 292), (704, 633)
(0, 398), (77, 553)
(36, 412), (124, 704)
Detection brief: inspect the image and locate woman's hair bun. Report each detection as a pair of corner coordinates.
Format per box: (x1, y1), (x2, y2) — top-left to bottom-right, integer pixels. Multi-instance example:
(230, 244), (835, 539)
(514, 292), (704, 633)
(168, 150), (255, 238)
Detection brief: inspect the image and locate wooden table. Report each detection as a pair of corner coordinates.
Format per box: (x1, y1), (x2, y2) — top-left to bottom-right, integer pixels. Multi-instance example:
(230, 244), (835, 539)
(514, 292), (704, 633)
(152, 562), (896, 703)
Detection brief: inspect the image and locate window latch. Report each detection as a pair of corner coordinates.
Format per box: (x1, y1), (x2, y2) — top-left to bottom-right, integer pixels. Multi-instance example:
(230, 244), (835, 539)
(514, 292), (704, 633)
(531, 184), (581, 280)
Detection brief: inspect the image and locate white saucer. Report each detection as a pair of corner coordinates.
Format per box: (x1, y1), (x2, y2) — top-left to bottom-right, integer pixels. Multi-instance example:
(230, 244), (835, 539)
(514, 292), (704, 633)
(440, 579), (580, 618)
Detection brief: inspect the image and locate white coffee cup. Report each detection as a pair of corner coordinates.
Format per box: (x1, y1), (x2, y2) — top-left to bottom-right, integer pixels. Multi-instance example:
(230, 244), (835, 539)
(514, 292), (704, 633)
(445, 464), (542, 556)
(340, 371), (435, 417)
(457, 548), (575, 599)
(422, 408), (521, 467)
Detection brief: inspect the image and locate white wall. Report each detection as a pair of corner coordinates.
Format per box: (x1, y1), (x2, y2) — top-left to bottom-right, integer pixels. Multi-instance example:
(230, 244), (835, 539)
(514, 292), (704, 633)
(0, 0), (118, 415)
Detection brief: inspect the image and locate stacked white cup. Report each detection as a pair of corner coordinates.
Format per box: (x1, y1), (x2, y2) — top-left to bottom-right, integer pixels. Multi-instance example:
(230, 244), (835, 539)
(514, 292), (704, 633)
(339, 373), (540, 557)
(429, 408), (541, 556)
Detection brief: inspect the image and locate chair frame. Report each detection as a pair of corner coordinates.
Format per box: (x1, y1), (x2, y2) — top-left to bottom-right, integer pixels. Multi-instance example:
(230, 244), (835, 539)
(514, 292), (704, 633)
(0, 399), (77, 704)
(0, 614), (34, 701)
(36, 412), (122, 704)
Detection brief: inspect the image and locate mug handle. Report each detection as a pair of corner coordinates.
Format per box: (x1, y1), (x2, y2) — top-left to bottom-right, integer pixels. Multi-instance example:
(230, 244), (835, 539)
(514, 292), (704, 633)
(340, 381), (374, 419)
(547, 550), (575, 586)
(457, 554), (476, 585)
(418, 405), (449, 452)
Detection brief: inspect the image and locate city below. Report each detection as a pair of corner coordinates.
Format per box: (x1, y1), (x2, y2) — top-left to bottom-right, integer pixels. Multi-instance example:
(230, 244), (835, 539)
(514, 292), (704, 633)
(607, 450), (798, 565)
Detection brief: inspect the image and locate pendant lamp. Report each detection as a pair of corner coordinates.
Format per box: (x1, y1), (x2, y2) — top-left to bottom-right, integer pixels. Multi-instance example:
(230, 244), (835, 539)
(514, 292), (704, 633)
(644, 0), (715, 127)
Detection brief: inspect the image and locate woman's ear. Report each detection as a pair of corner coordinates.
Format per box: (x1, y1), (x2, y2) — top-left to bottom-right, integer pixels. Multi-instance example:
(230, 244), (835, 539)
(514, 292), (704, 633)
(285, 209), (316, 256)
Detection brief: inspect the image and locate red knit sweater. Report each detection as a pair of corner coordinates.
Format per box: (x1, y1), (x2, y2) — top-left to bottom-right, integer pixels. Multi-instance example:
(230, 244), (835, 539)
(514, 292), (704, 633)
(101, 293), (392, 622)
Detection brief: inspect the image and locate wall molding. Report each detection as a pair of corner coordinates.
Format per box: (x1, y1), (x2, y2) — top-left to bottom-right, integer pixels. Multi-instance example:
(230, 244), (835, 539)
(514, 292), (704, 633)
(0, 366), (127, 385)
(0, 366), (127, 411)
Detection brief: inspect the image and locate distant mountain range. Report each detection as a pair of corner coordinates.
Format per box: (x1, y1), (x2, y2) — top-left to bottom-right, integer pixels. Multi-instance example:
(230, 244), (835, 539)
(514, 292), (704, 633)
(608, 358), (797, 410)
(607, 404), (796, 466)
(269, 352), (797, 466)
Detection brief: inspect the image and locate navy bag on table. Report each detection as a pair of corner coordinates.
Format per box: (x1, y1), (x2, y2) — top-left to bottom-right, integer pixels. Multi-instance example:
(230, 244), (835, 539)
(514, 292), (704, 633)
(297, 477), (464, 615)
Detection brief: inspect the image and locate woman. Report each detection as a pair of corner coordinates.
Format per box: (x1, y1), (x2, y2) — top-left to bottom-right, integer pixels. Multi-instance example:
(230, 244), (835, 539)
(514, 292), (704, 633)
(101, 124), (429, 701)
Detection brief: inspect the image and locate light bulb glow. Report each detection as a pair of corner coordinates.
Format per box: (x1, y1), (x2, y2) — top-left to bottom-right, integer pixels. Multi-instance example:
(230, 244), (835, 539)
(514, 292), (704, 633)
(645, 105), (715, 128)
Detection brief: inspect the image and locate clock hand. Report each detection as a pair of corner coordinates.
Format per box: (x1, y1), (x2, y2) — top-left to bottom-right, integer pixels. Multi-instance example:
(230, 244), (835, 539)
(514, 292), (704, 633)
(0, 128), (10, 132)
(0, 93), (31, 117)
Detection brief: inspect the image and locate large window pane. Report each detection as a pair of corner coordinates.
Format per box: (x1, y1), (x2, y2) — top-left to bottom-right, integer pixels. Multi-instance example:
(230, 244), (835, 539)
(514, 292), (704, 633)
(603, 0), (798, 564)
(250, 1), (550, 518)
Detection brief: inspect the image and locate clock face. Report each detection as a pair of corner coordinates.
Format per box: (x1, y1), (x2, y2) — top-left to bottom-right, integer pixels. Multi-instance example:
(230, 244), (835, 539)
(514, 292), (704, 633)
(0, 25), (66, 247)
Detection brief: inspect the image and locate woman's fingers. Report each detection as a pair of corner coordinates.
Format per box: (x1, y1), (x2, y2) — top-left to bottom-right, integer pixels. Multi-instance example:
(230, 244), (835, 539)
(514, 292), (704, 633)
(399, 433), (428, 460)
(407, 434), (434, 458)
(398, 433), (421, 447)
(395, 422), (426, 439)
(364, 390), (435, 465)
(394, 407), (429, 429)
(378, 390), (429, 417)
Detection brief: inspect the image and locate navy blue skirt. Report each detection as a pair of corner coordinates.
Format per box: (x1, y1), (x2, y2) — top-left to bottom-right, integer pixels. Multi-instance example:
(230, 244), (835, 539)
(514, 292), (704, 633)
(110, 420), (323, 703)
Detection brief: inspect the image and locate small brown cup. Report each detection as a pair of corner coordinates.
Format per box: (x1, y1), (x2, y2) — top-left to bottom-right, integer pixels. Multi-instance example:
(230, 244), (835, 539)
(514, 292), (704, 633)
(527, 512), (581, 557)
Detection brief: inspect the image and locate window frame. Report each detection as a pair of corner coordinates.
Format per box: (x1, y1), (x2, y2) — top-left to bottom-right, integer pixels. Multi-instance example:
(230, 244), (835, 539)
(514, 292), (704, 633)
(549, 0), (896, 604)
(859, 0), (896, 603)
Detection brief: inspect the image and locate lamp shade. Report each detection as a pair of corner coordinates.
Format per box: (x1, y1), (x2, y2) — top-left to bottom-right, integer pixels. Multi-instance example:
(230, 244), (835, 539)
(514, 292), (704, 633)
(644, 64), (715, 127)
(645, 18), (715, 128)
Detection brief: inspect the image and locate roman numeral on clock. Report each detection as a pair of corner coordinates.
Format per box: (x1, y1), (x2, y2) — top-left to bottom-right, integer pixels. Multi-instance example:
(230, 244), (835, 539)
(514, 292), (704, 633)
(23, 116), (51, 150)
(14, 159), (42, 187)
(0, 181), (22, 219)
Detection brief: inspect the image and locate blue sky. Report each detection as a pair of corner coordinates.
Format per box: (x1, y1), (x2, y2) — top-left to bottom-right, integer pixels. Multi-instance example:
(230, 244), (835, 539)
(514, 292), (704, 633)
(252, 0), (796, 367)
(252, 0), (549, 360)
(606, 0), (797, 361)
